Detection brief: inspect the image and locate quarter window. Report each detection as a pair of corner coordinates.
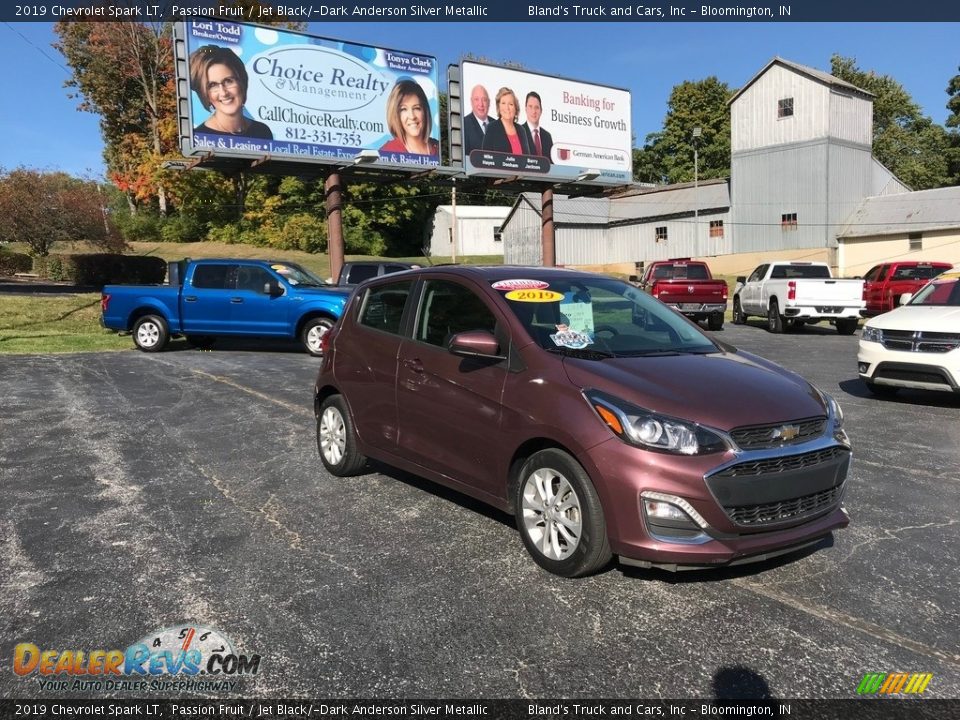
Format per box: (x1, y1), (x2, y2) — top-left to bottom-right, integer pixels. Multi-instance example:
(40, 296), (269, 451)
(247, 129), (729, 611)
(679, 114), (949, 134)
(358, 280), (413, 335)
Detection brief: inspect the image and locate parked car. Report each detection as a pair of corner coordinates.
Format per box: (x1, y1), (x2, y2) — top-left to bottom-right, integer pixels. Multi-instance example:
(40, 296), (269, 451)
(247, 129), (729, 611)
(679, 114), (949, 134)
(858, 270), (960, 396)
(314, 266), (851, 577)
(101, 259), (350, 355)
(336, 260), (419, 287)
(860, 260), (952, 317)
(733, 261), (864, 334)
(634, 258), (728, 330)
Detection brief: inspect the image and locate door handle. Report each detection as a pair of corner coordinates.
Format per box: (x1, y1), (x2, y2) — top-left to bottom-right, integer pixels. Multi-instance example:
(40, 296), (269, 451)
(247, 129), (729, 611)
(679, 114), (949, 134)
(184, 296), (197, 302)
(230, 297), (244, 304)
(402, 359), (424, 374)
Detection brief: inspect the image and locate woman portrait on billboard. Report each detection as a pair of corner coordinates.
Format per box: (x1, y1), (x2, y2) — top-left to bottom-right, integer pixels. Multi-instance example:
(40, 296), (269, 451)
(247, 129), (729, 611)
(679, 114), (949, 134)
(482, 87), (533, 156)
(189, 45), (273, 140)
(380, 79), (439, 156)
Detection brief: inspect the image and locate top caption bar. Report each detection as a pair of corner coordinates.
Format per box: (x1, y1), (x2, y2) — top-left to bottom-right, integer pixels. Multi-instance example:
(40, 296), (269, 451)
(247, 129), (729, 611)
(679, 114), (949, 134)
(4, 1), (959, 23)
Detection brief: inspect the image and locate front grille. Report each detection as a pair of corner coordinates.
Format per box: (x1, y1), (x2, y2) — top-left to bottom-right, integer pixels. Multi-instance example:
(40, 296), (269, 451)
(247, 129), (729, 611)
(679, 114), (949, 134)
(730, 417), (826, 450)
(711, 446), (848, 479)
(726, 484), (844, 526)
(881, 330), (960, 353)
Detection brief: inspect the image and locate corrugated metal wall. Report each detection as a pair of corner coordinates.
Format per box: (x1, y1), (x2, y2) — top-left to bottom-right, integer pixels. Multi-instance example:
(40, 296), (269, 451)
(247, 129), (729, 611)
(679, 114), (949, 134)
(828, 90), (873, 147)
(502, 202), (542, 266)
(731, 141), (830, 252)
(731, 65), (830, 153)
(827, 143), (876, 243)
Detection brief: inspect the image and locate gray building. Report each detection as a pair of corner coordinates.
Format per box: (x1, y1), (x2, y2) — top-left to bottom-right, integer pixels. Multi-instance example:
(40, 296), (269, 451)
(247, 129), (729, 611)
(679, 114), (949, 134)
(500, 56), (958, 276)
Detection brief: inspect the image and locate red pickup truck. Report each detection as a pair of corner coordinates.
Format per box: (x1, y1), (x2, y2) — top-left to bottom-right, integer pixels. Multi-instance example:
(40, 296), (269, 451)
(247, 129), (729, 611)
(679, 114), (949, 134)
(860, 260), (952, 317)
(634, 258), (728, 330)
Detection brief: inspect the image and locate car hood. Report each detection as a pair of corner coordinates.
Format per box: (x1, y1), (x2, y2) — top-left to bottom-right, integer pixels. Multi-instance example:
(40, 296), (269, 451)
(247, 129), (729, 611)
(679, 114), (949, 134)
(561, 350), (825, 431)
(867, 305), (960, 331)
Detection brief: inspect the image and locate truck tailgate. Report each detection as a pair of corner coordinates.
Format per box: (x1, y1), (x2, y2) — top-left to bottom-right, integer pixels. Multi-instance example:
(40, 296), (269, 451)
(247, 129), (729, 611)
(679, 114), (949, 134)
(795, 279), (863, 304)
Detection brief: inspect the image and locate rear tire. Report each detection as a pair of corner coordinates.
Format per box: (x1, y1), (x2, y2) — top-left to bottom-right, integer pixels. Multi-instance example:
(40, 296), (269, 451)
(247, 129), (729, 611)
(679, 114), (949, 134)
(767, 300), (783, 334)
(301, 317), (334, 356)
(132, 315), (169, 352)
(732, 297), (746, 325)
(515, 448), (611, 578)
(836, 318), (859, 335)
(316, 395), (367, 476)
(707, 313), (724, 331)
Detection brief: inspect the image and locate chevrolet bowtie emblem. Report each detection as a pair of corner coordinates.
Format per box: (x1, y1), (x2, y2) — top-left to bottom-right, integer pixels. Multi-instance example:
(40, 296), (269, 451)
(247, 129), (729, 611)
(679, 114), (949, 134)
(776, 425), (800, 441)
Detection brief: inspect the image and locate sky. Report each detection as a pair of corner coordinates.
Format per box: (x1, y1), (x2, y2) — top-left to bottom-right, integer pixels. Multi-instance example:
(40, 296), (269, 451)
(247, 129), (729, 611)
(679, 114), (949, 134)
(1, 21), (958, 179)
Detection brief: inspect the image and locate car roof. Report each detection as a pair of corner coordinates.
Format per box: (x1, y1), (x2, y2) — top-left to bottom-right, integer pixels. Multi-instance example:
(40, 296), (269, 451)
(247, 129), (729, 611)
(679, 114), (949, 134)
(408, 265), (605, 282)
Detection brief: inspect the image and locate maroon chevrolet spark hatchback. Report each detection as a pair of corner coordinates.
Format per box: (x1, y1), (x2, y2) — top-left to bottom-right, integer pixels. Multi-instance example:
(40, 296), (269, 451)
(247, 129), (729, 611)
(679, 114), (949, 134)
(314, 266), (850, 577)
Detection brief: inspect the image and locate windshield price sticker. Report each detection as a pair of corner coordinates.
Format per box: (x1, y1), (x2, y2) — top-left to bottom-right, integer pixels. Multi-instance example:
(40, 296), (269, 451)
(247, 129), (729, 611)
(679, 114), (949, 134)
(492, 279), (550, 291)
(505, 289), (564, 302)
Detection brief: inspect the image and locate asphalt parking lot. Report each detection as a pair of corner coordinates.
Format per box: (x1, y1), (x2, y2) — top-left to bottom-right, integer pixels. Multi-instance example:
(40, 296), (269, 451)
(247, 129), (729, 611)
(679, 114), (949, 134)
(1, 323), (958, 700)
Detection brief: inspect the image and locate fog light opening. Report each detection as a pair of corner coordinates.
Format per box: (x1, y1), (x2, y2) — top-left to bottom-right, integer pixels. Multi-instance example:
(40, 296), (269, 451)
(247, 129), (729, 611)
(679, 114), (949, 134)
(858, 362), (869, 374)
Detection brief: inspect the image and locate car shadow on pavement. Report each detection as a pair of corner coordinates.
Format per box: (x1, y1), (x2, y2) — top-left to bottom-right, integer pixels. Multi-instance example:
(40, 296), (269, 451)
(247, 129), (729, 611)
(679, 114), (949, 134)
(739, 319), (852, 336)
(839, 378), (960, 407)
(163, 336), (307, 354)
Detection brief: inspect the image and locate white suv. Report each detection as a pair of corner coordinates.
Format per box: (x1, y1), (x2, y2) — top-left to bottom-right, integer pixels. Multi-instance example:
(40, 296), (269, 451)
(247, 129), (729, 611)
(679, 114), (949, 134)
(858, 271), (960, 396)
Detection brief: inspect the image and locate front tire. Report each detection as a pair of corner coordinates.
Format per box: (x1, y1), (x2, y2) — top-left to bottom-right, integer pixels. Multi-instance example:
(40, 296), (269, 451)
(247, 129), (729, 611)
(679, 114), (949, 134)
(301, 317), (334, 356)
(732, 297), (746, 325)
(132, 314), (169, 352)
(515, 448), (611, 578)
(316, 395), (367, 476)
(767, 300), (784, 334)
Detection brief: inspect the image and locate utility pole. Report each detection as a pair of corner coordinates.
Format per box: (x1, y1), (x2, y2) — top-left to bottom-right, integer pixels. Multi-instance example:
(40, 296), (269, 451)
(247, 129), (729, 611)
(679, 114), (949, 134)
(693, 127), (702, 252)
(450, 180), (457, 263)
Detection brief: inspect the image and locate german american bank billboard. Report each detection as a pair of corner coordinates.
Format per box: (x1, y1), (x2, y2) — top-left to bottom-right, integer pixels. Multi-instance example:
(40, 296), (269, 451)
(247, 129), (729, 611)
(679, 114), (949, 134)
(178, 20), (440, 168)
(459, 61), (632, 185)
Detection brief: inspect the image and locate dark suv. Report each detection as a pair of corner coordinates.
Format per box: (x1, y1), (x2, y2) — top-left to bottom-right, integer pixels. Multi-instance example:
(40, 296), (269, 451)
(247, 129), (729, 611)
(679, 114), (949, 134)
(314, 266), (851, 577)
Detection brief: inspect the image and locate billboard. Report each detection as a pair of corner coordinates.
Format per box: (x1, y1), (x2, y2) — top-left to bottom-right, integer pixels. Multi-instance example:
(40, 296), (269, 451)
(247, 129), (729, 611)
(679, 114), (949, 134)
(457, 61), (632, 185)
(179, 20), (440, 168)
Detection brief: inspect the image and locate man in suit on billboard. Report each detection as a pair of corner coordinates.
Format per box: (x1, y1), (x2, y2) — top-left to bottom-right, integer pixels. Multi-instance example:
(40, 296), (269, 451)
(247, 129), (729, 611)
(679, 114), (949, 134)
(463, 84), (493, 156)
(522, 91), (553, 160)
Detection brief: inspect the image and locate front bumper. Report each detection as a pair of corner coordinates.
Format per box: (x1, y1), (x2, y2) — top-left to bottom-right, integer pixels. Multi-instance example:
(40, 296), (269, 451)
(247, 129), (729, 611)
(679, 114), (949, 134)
(858, 340), (960, 393)
(583, 429), (851, 571)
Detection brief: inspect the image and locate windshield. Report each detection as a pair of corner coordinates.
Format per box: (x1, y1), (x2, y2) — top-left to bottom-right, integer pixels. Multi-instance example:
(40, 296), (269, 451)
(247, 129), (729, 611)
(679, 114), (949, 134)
(493, 276), (719, 356)
(270, 263), (328, 287)
(909, 277), (960, 306)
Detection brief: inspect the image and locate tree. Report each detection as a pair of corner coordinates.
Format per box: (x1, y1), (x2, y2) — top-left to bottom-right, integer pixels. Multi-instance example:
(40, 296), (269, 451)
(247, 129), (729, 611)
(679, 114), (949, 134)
(944, 67), (960, 185)
(633, 77), (733, 185)
(831, 55), (950, 190)
(0, 168), (124, 256)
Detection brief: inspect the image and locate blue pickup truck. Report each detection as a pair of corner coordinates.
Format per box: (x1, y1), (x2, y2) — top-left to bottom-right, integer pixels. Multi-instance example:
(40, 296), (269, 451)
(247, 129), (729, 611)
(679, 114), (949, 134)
(101, 259), (350, 355)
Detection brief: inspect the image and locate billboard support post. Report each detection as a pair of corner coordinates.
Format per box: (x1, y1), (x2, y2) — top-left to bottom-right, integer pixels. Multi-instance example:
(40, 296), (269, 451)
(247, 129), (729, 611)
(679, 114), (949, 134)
(542, 188), (555, 267)
(326, 173), (345, 284)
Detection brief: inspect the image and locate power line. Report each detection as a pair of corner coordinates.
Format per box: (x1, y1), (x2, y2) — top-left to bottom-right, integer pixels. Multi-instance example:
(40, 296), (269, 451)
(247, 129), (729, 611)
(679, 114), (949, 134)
(2, 23), (68, 73)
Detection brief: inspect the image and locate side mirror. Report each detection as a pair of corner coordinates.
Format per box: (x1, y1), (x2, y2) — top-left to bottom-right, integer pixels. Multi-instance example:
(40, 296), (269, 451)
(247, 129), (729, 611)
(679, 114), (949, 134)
(264, 282), (283, 297)
(736, 276), (747, 284)
(899, 293), (913, 306)
(448, 330), (505, 360)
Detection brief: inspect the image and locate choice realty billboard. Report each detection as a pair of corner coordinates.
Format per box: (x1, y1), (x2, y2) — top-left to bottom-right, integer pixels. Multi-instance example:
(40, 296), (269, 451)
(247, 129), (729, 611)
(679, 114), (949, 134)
(458, 61), (632, 185)
(177, 20), (440, 168)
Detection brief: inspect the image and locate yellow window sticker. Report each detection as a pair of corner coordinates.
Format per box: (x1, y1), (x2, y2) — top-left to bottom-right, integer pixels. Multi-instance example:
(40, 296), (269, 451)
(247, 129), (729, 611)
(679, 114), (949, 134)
(505, 289), (564, 302)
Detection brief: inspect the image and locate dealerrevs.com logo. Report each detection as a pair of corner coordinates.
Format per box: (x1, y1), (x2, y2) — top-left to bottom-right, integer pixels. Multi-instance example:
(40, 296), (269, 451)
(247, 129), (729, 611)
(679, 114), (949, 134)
(13, 625), (261, 693)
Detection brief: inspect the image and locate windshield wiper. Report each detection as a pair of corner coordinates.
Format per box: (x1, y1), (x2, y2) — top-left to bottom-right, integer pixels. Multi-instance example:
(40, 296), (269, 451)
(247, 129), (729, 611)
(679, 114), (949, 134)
(546, 347), (617, 360)
(618, 349), (711, 357)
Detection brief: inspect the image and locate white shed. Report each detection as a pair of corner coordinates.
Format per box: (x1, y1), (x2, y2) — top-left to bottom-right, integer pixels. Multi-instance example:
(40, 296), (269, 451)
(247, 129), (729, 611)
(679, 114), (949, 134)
(428, 205), (512, 259)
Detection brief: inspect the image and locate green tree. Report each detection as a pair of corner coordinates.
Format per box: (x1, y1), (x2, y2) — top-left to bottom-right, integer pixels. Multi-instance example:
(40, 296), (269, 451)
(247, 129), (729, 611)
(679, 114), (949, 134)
(831, 54), (950, 190)
(634, 78), (733, 185)
(944, 67), (960, 185)
(0, 168), (124, 256)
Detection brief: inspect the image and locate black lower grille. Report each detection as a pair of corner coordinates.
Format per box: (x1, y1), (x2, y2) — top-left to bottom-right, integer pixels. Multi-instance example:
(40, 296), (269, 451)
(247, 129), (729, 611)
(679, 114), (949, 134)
(712, 446), (847, 478)
(876, 368), (951, 385)
(726, 484), (844, 526)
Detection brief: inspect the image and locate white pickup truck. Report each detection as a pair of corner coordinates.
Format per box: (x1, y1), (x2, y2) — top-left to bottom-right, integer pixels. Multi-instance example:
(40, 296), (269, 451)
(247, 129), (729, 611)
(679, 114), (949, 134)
(733, 261), (865, 335)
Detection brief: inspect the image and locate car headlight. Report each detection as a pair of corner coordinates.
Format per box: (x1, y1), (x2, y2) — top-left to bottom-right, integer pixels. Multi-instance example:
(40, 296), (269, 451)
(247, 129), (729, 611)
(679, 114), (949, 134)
(861, 326), (883, 343)
(585, 390), (727, 455)
(819, 390), (844, 428)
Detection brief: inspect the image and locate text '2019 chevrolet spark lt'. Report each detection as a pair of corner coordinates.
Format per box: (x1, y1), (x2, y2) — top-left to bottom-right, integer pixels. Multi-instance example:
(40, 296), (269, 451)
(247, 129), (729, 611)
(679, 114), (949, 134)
(314, 267), (851, 577)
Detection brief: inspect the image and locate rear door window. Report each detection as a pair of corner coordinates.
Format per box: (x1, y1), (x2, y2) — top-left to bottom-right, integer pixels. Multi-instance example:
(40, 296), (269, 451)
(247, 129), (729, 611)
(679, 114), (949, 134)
(358, 280), (414, 335)
(192, 264), (237, 289)
(347, 265), (379, 284)
(416, 280), (498, 348)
